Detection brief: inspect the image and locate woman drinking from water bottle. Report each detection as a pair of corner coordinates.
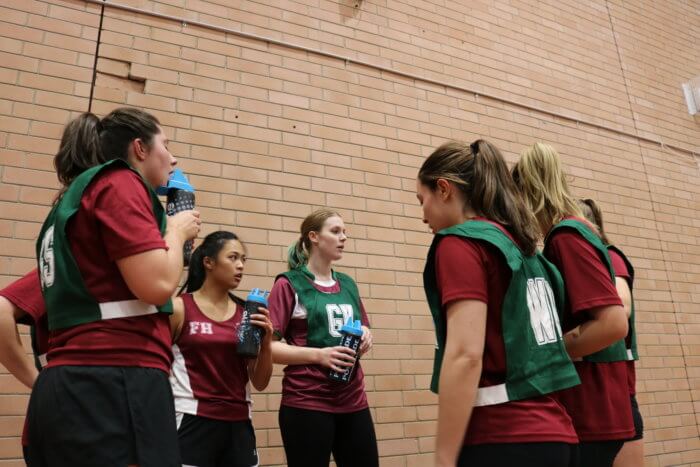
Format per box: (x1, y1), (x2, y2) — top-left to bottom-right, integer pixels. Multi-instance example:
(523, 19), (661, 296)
(418, 140), (580, 467)
(26, 107), (201, 467)
(268, 209), (378, 467)
(169, 230), (273, 467)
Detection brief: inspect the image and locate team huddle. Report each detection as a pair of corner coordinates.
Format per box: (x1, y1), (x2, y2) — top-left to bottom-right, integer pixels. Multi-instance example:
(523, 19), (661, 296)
(0, 107), (641, 467)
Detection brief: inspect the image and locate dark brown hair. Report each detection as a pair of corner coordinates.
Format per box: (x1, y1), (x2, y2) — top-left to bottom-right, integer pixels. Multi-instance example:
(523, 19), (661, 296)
(578, 198), (610, 245)
(418, 139), (539, 255)
(53, 107), (161, 203)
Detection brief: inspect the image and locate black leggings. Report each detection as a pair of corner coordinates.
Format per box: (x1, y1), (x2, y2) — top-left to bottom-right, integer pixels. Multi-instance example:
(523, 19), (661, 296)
(278, 405), (378, 467)
(458, 442), (579, 467)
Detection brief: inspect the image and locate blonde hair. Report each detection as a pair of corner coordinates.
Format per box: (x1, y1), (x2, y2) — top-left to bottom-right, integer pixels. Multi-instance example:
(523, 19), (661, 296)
(287, 208), (342, 269)
(511, 142), (583, 234)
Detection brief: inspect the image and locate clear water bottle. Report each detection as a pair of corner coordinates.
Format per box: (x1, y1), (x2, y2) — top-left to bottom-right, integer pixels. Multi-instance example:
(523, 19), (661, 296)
(328, 318), (363, 383)
(158, 169), (195, 266)
(237, 288), (269, 358)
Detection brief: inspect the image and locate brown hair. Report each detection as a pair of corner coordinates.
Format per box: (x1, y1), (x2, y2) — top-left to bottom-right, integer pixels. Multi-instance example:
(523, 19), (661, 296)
(577, 198), (610, 245)
(418, 139), (539, 255)
(53, 107), (161, 203)
(287, 208), (342, 269)
(511, 142), (583, 235)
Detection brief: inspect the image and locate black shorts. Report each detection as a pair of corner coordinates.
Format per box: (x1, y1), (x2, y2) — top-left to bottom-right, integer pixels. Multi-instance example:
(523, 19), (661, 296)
(458, 442), (579, 467)
(177, 413), (258, 467)
(25, 366), (179, 467)
(629, 394), (644, 441)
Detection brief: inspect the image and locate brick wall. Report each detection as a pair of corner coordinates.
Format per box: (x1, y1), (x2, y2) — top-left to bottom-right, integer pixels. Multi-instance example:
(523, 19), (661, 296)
(1, 0), (698, 465)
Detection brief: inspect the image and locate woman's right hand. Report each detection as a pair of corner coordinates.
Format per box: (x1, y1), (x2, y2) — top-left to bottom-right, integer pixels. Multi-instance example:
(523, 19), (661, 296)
(167, 209), (201, 241)
(317, 346), (356, 372)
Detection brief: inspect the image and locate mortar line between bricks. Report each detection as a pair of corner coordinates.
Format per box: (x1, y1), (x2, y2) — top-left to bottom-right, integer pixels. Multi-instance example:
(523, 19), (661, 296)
(87, 0), (106, 112)
(80, 0), (698, 159)
(605, 0), (700, 439)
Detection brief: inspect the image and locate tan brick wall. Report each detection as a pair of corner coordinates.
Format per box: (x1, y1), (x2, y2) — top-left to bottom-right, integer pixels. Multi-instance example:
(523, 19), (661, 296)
(1, 0), (698, 465)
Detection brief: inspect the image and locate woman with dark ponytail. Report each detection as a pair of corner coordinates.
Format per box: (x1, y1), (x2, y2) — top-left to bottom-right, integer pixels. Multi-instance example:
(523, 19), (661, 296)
(578, 199), (644, 467)
(0, 112), (112, 462)
(27, 107), (201, 467)
(168, 230), (272, 467)
(418, 140), (580, 467)
(268, 209), (377, 467)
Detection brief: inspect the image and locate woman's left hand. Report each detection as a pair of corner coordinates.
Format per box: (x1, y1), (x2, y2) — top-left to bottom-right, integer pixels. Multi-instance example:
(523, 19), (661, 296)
(250, 306), (274, 345)
(359, 325), (373, 356)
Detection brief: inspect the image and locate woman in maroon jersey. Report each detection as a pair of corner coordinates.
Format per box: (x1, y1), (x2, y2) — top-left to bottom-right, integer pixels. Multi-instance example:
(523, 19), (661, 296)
(169, 230), (273, 467)
(418, 140), (579, 467)
(578, 198), (643, 467)
(0, 114), (112, 462)
(513, 142), (633, 467)
(25, 108), (201, 467)
(268, 209), (377, 467)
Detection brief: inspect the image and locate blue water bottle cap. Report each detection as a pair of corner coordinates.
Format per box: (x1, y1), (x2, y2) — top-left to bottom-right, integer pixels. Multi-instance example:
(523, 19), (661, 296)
(246, 288), (269, 306)
(340, 317), (363, 336)
(156, 168), (195, 195)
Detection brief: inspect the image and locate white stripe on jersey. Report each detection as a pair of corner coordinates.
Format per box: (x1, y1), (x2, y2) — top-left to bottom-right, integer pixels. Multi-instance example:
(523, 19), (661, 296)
(169, 343), (198, 416)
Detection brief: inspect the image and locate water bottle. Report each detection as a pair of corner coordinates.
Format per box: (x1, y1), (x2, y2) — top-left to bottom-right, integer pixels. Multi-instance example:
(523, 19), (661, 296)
(328, 318), (363, 383)
(158, 169), (195, 266)
(237, 288), (269, 358)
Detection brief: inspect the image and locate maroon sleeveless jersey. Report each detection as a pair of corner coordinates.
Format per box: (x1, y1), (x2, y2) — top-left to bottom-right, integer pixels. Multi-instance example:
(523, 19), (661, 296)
(170, 293), (252, 421)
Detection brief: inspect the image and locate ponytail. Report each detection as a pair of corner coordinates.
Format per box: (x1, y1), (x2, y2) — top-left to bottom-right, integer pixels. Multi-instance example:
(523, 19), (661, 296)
(53, 112), (105, 203)
(179, 246), (206, 294)
(577, 198), (610, 245)
(287, 239), (308, 270)
(179, 231), (243, 294)
(418, 139), (539, 255)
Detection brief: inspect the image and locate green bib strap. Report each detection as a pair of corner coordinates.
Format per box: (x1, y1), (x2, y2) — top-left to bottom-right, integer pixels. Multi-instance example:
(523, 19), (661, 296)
(278, 266), (362, 348)
(37, 159), (172, 331)
(424, 220), (580, 402)
(607, 245), (638, 361)
(545, 219), (628, 363)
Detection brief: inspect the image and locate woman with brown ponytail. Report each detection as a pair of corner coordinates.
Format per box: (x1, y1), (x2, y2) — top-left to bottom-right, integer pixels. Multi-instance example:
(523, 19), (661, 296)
(418, 140), (580, 467)
(27, 108), (201, 467)
(512, 143), (633, 467)
(578, 198), (643, 467)
(268, 209), (378, 467)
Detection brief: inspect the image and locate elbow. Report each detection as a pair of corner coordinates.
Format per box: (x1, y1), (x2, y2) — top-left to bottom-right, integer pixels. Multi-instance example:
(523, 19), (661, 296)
(604, 306), (628, 343)
(445, 348), (483, 371)
(132, 281), (175, 306)
(611, 313), (628, 342)
(253, 378), (270, 392)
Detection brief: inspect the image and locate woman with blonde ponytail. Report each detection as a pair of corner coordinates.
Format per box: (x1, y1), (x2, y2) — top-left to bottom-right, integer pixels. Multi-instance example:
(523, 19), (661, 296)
(268, 209), (377, 467)
(513, 143), (633, 467)
(418, 139), (579, 467)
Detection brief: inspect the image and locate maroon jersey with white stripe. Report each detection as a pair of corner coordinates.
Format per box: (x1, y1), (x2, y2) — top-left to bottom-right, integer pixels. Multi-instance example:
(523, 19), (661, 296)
(170, 293), (251, 421)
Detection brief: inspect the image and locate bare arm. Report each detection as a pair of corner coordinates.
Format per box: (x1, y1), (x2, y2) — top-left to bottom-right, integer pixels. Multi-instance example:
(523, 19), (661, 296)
(247, 307), (274, 391)
(0, 297), (38, 389)
(117, 210), (200, 305)
(271, 340), (355, 373)
(564, 304), (628, 359)
(435, 299), (486, 467)
(615, 278), (633, 319)
(168, 296), (186, 342)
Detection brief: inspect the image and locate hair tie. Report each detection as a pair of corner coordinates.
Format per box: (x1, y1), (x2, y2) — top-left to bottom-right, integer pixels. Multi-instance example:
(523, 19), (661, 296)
(470, 140), (481, 155)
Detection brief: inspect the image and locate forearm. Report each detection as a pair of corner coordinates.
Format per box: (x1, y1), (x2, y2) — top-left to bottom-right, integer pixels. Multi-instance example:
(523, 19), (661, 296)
(564, 306), (628, 358)
(160, 229), (186, 292)
(436, 355), (482, 466)
(271, 340), (320, 365)
(250, 339), (273, 391)
(0, 312), (38, 389)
